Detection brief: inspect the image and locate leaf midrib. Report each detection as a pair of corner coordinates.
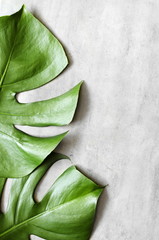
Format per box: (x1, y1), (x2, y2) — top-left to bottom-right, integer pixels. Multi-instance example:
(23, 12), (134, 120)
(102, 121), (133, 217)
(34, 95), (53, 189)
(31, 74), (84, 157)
(0, 111), (52, 117)
(0, 189), (99, 237)
(0, 8), (23, 91)
(0, 29), (18, 90)
(0, 43), (15, 88)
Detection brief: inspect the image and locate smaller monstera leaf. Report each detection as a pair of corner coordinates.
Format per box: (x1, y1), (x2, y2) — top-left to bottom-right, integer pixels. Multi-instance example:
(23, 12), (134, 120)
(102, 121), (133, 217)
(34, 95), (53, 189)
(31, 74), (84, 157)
(0, 153), (104, 240)
(0, 6), (82, 178)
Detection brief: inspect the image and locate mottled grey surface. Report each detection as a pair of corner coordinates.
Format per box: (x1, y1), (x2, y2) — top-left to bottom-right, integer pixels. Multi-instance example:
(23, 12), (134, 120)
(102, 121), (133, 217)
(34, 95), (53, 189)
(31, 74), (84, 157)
(1, 0), (159, 239)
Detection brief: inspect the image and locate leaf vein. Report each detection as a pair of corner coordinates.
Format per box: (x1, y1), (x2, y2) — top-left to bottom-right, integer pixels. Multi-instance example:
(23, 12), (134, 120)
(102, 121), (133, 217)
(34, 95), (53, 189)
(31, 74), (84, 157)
(0, 189), (99, 237)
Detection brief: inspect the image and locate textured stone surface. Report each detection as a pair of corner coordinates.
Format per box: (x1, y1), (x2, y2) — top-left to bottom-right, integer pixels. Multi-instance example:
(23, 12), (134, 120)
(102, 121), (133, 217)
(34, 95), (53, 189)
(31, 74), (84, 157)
(1, 0), (159, 239)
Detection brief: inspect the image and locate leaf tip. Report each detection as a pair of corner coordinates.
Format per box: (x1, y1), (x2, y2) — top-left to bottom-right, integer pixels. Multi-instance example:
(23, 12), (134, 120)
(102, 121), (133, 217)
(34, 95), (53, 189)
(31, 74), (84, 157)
(70, 81), (83, 97)
(77, 80), (84, 89)
(21, 4), (26, 11)
(20, 4), (29, 16)
(79, 80), (84, 85)
(63, 130), (69, 136)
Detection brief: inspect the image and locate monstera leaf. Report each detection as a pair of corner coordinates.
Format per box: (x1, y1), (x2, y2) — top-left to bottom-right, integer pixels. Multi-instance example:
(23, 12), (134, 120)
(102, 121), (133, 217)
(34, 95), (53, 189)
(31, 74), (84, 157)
(0, 153), (103, 240)
(0, 6), (82, 178)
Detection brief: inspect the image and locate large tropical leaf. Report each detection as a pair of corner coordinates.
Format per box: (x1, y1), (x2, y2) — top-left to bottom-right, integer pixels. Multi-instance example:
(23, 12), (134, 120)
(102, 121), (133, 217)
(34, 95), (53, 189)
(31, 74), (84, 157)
(0, 153), (103, 240)
(0, 6), (82, 178)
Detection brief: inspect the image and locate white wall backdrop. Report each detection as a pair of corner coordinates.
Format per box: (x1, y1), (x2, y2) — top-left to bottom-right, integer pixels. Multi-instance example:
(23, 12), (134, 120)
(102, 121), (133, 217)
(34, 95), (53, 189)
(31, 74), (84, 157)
(1, 0), (159, 239)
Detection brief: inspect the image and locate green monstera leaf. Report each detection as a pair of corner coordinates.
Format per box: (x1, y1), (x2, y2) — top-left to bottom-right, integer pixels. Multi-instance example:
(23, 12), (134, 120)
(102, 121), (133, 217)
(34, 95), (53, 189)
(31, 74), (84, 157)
(0, 153), (103, 240)
(0, 6), (82, 178)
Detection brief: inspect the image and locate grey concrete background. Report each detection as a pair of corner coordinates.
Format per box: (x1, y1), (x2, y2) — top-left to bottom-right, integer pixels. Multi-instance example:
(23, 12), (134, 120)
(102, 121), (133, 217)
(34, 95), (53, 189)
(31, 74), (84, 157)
(1, 0), (159, 239)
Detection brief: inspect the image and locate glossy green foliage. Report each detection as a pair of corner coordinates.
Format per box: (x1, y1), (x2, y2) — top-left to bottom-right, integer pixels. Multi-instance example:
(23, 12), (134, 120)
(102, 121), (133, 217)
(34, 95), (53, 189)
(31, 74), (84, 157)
(0, 153), (103, 240)
(0, 6), (82, 178)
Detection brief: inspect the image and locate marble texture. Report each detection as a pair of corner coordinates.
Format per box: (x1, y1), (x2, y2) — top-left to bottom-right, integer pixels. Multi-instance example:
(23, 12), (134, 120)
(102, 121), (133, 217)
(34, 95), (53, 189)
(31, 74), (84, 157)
(0, 0), (159, 239)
